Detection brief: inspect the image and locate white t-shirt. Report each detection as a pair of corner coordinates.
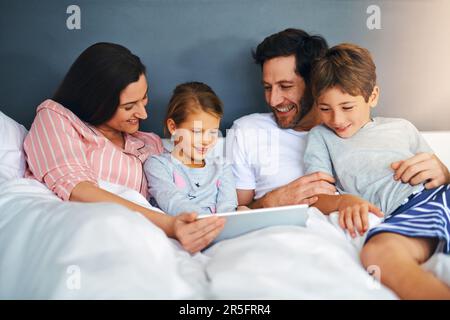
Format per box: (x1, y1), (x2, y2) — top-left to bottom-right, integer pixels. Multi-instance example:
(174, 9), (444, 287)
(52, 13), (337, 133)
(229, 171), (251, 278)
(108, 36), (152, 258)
(227, 113), (307, 199)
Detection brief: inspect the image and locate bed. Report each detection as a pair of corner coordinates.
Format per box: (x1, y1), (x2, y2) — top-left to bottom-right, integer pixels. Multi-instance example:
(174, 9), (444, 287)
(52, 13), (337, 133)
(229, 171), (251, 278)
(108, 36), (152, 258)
(1, 111), (449, 299)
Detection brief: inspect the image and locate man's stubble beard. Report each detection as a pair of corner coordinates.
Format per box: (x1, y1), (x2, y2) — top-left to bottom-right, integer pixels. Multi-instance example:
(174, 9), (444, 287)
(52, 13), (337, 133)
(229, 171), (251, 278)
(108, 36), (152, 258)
(273, 96), (311, 129)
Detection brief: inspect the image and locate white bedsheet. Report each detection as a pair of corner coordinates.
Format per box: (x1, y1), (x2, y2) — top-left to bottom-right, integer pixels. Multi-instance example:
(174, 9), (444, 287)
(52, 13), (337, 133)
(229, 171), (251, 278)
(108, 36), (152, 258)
(0, 178), (206, 299)
(0, 178), (449, 299)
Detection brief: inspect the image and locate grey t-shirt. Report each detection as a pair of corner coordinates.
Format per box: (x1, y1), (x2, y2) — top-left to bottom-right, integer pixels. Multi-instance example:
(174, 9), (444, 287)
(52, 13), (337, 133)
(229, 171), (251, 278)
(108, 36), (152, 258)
(304, 117), (433, 215)
(145, 152), (238, 216)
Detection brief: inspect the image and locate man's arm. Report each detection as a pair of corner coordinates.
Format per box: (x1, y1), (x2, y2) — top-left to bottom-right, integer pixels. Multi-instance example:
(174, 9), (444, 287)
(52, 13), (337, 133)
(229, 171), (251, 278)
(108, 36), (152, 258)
(237, 172), (337, 209)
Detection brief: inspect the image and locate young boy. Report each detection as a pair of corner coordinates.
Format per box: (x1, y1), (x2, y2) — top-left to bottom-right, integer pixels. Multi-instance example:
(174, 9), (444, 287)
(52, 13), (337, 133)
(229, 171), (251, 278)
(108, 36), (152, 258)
(304, 43), (450, 299)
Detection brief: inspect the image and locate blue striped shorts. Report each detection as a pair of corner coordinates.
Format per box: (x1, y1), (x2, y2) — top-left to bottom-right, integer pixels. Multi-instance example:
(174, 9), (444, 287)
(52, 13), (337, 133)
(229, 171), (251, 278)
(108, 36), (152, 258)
(366, 184), (450, 254)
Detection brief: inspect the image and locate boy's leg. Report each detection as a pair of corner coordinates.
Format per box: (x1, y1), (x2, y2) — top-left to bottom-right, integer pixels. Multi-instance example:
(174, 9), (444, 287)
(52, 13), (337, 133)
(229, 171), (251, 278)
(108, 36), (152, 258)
(361, 232), (450, 299)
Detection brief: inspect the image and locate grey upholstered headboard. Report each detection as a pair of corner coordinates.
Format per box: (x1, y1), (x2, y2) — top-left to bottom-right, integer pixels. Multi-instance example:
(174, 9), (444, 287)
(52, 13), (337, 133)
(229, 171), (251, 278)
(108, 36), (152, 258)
(1, 0), (449, 136)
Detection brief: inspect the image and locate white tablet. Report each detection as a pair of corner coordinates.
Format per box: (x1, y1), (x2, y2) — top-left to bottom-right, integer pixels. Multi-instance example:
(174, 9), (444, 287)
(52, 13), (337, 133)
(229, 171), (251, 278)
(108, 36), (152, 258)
(197, 204), (309, 244)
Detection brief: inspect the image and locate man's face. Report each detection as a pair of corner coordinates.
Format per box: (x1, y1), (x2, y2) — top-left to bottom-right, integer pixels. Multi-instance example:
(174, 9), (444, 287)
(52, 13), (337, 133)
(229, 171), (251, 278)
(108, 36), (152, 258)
(262, 55), (306, 129)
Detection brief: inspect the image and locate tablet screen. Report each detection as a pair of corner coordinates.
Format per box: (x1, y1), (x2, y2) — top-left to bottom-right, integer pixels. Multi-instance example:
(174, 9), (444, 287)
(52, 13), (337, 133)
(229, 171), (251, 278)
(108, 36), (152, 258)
(197, 204), (309, 244)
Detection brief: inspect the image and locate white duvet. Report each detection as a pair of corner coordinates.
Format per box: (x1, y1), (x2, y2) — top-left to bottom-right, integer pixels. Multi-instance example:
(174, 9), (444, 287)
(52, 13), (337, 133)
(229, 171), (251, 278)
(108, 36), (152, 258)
(0, 178), (449, 299)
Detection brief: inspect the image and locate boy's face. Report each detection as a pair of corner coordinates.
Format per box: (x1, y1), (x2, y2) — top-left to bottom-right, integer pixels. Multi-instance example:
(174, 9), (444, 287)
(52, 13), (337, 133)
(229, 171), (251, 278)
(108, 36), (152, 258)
(316, 86), (379, 138)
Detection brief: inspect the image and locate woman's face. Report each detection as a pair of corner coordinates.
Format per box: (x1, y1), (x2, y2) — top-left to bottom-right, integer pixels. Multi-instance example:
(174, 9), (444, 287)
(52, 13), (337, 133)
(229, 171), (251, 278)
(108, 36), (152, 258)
(98, 73), (149, 135)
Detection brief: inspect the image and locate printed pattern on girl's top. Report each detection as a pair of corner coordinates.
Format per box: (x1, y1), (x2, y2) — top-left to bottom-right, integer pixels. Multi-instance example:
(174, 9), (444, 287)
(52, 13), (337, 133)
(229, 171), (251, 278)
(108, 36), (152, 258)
(145, 151), (237, 216)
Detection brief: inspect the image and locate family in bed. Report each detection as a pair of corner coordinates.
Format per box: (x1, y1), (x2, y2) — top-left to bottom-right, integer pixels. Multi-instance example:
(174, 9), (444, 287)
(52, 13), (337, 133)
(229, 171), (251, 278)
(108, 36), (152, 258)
(22, 28), (450, 299)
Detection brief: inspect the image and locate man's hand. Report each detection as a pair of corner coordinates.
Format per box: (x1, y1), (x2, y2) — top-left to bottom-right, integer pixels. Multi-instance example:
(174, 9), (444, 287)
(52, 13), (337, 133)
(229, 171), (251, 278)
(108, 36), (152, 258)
(262, 172), (336, 207)
(391, 153), (450, 189)
(336, 195), (384, 238)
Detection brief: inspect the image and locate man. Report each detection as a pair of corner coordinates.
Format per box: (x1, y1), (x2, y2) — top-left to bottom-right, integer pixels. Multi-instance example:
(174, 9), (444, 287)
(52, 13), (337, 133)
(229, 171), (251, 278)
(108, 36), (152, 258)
(229, 28), (450, 209)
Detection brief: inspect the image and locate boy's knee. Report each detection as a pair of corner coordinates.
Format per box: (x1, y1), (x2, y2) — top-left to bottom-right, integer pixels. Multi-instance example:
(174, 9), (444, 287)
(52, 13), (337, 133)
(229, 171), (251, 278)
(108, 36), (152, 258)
(360, 233), (403, 267)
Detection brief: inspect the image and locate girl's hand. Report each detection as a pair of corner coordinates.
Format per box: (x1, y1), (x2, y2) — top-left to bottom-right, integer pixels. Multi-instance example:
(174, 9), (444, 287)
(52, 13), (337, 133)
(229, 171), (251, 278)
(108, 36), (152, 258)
(237, 205), (250, 211)
(172, 212), (225, 253)
(337, 195), (384, 238)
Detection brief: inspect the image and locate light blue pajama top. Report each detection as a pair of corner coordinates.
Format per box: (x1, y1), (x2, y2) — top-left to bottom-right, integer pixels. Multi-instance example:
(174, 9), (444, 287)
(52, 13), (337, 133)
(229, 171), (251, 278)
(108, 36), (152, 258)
(144, 152), (238, 216)
(304, 117), (433, 215)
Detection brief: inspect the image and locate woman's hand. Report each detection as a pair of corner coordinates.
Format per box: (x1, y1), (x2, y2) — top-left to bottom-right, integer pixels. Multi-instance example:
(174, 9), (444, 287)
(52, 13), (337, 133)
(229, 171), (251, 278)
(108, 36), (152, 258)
(391, 153), (450, 189)
(172, 213), (225, 253)
(337, 195), (384, 238)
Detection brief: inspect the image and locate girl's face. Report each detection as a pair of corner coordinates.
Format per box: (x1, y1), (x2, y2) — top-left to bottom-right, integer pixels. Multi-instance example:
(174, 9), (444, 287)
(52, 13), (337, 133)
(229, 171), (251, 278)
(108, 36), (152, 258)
(168, 109), (221, 167)
(97, 73), (149, 136)
(316, 86), (379, 138)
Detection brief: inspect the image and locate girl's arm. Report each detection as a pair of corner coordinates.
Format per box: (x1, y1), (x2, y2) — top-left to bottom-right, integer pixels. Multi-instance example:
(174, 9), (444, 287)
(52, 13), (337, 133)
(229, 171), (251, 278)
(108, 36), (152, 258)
(215, 163), (239, 213)
(145, 156), (205, 216)
(71, 181), (225, 253)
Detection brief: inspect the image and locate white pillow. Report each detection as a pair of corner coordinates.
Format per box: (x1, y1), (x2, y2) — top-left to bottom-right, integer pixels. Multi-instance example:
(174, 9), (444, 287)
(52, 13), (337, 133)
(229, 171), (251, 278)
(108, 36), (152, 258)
(0, 111), (28, 184)
(421, 131), (450, 170)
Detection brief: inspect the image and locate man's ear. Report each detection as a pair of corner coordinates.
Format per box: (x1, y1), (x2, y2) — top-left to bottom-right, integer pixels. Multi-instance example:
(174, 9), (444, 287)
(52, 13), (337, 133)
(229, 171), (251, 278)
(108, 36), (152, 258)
(167, 118), (177, 136)
(369, 86), (380, 108)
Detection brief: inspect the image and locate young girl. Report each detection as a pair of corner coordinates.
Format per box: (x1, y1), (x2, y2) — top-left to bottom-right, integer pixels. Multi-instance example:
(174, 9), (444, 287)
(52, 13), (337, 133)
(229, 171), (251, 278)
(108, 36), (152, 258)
(145, 82), (238, 216)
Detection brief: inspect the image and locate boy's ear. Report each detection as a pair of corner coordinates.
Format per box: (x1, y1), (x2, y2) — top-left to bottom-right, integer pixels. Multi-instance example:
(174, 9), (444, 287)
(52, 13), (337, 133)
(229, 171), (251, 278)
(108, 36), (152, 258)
(369, 86), (380, 108)
(167, 118), (177, 136)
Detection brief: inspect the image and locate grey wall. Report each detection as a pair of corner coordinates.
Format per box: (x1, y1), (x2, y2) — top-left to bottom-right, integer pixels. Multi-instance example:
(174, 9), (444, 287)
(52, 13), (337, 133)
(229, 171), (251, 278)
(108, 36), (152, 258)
(1, 0), (449, 136)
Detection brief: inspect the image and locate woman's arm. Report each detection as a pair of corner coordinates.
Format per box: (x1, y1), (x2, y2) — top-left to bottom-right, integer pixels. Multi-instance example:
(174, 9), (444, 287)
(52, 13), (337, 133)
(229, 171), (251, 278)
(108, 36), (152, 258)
(70, 181), (225, 253)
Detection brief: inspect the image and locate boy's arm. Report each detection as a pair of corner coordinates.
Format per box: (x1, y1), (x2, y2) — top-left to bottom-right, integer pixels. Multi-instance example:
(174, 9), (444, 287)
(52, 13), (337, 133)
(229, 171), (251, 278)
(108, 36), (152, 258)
(312, 194), (343, 215)
(391, 121), (450, 188)
(312, 193), (381, 215)
(303, 127), (334, 178)
(313, 193), (384, 237)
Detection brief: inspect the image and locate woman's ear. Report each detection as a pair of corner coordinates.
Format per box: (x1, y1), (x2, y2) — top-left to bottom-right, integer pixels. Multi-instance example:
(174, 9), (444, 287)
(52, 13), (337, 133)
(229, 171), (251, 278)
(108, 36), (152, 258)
(167, 118), (177, 136)
(369, 86), (380, 108)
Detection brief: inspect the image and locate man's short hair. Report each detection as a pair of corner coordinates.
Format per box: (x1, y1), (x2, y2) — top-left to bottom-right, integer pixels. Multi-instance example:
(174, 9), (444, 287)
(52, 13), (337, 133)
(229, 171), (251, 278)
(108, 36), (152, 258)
(253, 28), (328, 115)
(253, 28), (328, 82)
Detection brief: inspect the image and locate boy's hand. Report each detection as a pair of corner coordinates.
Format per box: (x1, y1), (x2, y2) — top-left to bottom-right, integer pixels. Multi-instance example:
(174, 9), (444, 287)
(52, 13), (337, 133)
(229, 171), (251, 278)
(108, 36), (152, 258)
(391, 153), (450, 189)
(337, 195), (384, 238)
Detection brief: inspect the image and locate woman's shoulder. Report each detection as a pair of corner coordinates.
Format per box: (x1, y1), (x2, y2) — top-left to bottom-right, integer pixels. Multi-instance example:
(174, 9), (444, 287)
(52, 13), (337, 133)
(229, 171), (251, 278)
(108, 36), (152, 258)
(36, 99), (81, 122)
(33, 99), (91, 134)
(133, 131), (164, 154)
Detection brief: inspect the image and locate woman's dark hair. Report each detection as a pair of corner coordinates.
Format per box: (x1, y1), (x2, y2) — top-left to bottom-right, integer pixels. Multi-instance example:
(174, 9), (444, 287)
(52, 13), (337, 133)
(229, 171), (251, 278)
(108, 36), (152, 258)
(252, 28), (328, 117)
(53, 42), (146, 125)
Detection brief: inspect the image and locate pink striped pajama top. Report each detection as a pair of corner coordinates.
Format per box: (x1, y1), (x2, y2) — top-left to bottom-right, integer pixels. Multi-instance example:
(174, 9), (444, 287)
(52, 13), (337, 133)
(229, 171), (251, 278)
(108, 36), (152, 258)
(24, 99), (163, 201)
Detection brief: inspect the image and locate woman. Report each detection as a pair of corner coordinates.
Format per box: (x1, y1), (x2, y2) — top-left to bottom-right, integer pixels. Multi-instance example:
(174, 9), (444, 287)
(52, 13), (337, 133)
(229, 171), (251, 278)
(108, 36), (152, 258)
(24, 42), (225, 253)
